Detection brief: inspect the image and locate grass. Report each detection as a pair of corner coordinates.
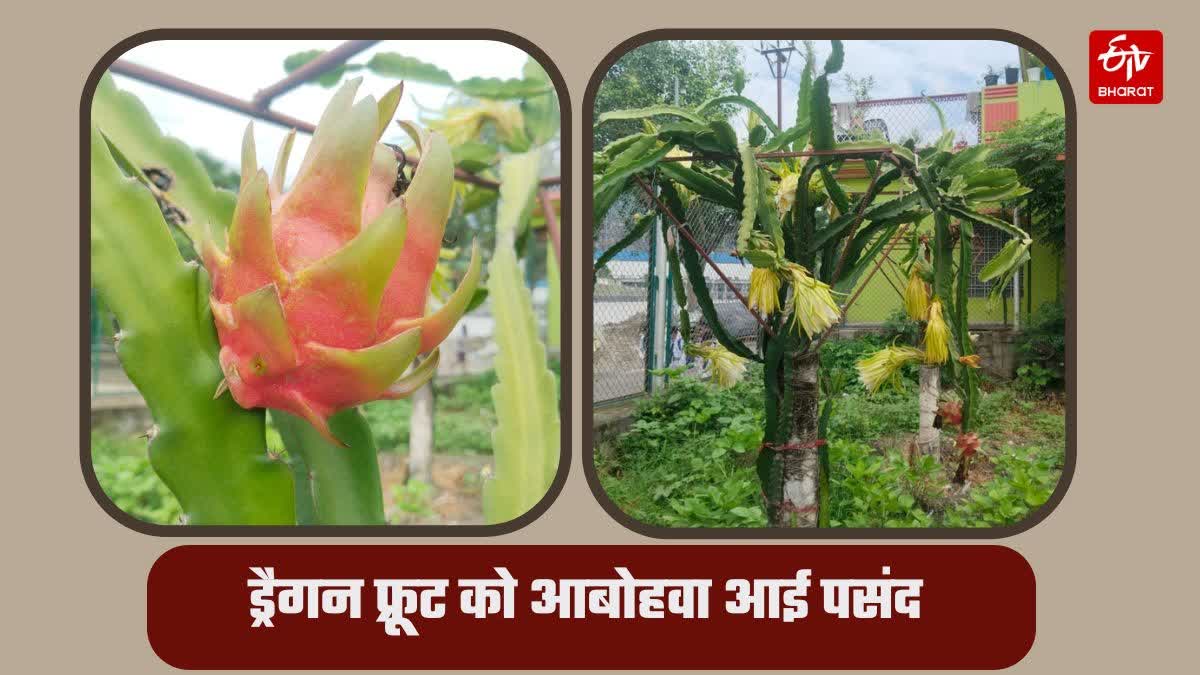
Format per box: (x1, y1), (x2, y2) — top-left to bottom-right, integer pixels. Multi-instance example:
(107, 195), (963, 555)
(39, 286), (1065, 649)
(362, 370), (499, 455)
(595, 338), (1067, 529)
(91, 430), (182, 525)
(90, 365), (556, 525)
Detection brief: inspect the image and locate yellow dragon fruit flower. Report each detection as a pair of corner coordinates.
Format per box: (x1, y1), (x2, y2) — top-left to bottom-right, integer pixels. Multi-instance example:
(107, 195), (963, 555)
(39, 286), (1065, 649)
(903, 267), (929, 321)
(686, 342), (747, 388)
(857, 345), (925, 395)
(666, 145), (692, 169)
(783, 263), (841, 337)
(428, 100), (526, 148)
(775, 172), (801, 214)
(923, 299), (951, 364)
(748, 267), (782, 316)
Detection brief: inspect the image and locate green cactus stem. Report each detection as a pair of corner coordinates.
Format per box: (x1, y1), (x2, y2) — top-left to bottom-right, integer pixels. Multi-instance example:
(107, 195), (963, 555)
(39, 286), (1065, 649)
(90, 126), (294, 525)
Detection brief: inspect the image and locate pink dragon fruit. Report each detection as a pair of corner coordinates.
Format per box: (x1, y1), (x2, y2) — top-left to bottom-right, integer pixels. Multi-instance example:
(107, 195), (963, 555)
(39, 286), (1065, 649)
(201, 79), (480, 444)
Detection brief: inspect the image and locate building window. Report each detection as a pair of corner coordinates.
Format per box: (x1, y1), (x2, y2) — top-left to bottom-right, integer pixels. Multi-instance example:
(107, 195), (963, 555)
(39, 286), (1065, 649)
(968, 222), (1011, 298)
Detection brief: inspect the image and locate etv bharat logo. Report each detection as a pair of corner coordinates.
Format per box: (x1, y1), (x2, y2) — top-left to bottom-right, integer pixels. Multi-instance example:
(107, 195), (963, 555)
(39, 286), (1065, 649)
(1089, 30), (1163, 104)
(1098, 34), (1153, 81)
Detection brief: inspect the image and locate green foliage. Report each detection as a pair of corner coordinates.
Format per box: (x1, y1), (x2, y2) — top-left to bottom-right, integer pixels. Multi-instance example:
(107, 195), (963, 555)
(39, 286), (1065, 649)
(596, 368), (1065, 529)
(1015, 301), (1066, 392)
(90, 125), (294, 525)
(92, 74), (237, 246)
(91, 431), (182, 525)
(593, 40), (744, 148)
(361, 370), (502, 455)
(881, 308), (922, 344)
(827, 441), (935, 527)
(819, 334), (887, 393)
(1015, 363), (1057, 396)
(482, 152), (560, 524)
(285, 50), (553, 101)
(595, 374), (767, 528)
(986, 113), (1067, 252)
(390, 480), (435, 521)
(943, 444), (1062, 527)
(283, 49), (364, 86)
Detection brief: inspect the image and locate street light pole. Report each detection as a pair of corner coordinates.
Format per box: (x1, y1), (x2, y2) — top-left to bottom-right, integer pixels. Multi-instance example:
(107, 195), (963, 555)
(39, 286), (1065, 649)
(756, 40), (799, 129)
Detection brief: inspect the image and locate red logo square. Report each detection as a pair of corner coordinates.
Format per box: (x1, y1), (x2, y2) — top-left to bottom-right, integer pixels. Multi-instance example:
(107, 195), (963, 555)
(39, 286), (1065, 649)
(1089, 30), (1163, 104)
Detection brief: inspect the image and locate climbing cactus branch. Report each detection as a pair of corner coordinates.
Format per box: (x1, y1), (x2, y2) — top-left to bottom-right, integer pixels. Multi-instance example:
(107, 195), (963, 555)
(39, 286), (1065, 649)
(90, 125), (295, 525)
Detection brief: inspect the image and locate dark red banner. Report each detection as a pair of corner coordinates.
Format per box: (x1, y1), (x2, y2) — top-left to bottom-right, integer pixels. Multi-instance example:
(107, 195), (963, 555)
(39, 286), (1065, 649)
(147, 545), (1034, 670)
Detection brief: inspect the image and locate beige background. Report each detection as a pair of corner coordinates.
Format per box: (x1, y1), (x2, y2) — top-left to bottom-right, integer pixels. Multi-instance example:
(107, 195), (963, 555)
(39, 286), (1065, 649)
(3, 1), (1196, 671)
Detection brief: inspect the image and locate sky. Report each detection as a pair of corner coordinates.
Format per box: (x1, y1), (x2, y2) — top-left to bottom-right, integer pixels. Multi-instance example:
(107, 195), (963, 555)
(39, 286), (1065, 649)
(109, 38), (1031, 175)
(110, 40), (532, 181)
(735, 39), (1024, 134)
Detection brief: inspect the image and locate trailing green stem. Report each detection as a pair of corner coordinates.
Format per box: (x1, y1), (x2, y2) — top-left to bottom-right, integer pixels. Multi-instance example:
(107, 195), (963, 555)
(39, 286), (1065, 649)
(273, 409), (386, 525)
(90, 125), (294, 525)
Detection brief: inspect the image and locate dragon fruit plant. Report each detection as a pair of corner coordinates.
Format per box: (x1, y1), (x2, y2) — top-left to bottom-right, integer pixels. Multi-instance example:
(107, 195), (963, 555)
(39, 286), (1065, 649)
(593, 40), (1029, 527)
(91, 69), (557, 526)
(202, 82), (478, 445)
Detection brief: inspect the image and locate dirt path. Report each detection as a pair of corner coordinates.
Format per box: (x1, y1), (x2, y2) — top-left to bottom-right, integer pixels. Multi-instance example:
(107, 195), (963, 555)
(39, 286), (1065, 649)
(378, 453), (491, 525)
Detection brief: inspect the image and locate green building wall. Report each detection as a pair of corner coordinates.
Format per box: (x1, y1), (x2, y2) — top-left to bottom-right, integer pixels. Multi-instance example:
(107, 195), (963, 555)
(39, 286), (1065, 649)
(840, 79), (1065, 328)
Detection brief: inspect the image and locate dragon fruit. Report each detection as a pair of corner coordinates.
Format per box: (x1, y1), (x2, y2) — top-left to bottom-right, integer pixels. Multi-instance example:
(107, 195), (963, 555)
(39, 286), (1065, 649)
(201, 79), (480, 444)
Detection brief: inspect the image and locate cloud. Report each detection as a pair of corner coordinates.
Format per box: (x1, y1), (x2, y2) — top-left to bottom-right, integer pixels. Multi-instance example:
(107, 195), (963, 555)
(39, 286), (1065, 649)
(735, 39), (1020, 130)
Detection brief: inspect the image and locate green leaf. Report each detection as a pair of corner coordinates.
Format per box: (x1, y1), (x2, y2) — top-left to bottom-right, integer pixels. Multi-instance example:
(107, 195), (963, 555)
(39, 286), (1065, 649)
(979, 236), (1032, 283)
(749, 124), (767, 147)
(92, 73), (237, 245)
(863, 190), (927, 222)
(452, 141), (499, 173)
(944, 144), (992, 176)
(677, 228), (761, 363)
(521, 58), (560, 145)
(962, 167), (1023, 189)
(593, 136), (672, 222)
(696, 95), (781, 135)
(965, 183), (1032, 203)
(810, 73), (835, 151)
(824, 40), (845, 74)
(736, 141), (759, 253)
(819, 166), (851, 214)
(764, 121), (810, 153)
(458, 77), (553, 100)
(833, 220), (905, 294)
(926, 96), (948, 133)
(595, 105), (705, 127)
(707, 120), (739, 153)
(283, 50), (363, 87)
(483, 151), (560, 524)
(272, 409), (385, 525)
(889, 144), (919, 167)
(595, 211), (654, 276)
(793, 46), (815, 152)
(658, 162), (738, 209)
(807, 168), (908, 252)
(365, 52), (455, 86)
(944, 204), (1031, 240)
(90, 125), (293, 525)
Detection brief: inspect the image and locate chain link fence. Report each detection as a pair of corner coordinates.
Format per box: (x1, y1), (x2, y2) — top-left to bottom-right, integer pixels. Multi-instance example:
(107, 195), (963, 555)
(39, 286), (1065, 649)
(835, 92), (982, 147)
(592, 92), (1021, 405)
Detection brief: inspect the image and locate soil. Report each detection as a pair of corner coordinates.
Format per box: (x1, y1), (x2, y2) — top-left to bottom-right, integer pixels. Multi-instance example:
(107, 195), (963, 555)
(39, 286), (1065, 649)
(377, 453), (492, 525)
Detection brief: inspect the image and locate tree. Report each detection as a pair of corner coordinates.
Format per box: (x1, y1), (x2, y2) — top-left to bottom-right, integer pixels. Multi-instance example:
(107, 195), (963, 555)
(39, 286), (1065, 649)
(593, 40), (1030, 527)
(593, 40), (745, 149)
(986, 113), (1066, 253)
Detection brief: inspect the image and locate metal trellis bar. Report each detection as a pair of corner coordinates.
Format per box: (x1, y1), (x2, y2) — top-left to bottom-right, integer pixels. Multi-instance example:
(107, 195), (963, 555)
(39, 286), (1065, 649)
(632, 175), (775, 338)
(107, 45), (561, 191)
